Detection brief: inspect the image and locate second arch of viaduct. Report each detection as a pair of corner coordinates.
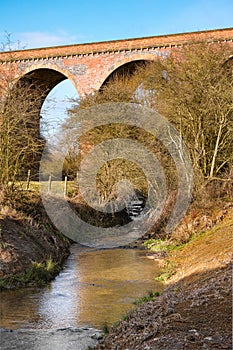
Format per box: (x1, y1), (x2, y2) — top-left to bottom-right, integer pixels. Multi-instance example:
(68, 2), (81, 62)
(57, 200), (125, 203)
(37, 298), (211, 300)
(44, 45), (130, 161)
(0, 27), (233, 100)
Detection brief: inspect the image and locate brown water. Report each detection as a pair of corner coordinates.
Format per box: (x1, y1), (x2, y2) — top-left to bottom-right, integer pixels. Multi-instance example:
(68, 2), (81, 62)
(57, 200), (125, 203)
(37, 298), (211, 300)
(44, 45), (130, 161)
(0, 245), (162, 330)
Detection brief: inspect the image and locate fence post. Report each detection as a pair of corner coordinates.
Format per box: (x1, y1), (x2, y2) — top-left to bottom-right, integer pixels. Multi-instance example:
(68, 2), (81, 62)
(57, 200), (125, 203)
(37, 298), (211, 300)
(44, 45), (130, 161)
(26, 169), (31, 190)
(64, 176), (68, 196)
(48, 175), (52, 193)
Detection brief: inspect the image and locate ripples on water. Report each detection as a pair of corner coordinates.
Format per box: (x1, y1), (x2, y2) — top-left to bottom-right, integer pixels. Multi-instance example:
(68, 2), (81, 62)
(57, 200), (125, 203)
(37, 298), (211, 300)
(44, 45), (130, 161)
(0, 246), (162, 349)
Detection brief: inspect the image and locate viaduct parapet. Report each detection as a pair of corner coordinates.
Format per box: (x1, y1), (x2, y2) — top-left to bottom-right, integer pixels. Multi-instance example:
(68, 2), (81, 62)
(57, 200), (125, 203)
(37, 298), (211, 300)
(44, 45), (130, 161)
(0, 27), (232, 96)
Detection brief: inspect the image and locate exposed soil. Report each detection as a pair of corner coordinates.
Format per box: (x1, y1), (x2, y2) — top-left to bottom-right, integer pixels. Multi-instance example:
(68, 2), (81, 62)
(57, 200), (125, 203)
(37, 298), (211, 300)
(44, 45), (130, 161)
(0, 188), (232, 349)
(95, 207), (233, 350)
(0, 190), (70, 288)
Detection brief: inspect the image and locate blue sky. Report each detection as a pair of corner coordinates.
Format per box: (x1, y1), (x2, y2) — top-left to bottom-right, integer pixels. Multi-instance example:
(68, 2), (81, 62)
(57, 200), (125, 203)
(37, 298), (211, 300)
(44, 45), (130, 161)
(1, 0), (232, 135)
(1, 0), (232, 49)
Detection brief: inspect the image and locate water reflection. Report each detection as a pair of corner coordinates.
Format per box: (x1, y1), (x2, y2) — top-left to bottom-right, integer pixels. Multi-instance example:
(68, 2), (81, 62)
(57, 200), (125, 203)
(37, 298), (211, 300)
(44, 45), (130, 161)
(38, 252), (81, 328)
(0, 246), (162, 329)
(76, 248), (162, 327)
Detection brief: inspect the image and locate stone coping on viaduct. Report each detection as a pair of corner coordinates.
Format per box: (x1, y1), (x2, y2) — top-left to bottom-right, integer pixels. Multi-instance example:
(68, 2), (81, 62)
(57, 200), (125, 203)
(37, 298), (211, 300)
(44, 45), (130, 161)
(0, 27), (233, 63)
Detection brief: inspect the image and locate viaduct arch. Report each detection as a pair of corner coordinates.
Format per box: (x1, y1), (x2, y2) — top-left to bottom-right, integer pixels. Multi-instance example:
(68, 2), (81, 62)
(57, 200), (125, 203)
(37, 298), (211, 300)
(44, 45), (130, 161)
(0, 28), (232, 179)
(1, 27), (232, 97)
(0, 27), (232, 139)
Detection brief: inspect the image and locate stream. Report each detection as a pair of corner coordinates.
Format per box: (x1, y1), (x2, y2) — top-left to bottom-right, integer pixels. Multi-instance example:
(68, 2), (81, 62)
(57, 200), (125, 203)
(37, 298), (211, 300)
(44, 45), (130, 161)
(0, 245), (162, 349)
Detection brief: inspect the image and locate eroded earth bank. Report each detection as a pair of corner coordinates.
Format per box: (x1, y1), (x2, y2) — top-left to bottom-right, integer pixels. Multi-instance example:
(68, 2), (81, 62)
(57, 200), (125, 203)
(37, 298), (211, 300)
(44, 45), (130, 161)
(95, 206), (233, 350)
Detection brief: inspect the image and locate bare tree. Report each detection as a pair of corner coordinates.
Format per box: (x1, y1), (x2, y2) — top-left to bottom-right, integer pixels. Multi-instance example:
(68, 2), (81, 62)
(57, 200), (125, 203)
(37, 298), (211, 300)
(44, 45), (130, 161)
(66, 41), (232, 206)
(0, 34), (46, 188)
(138, 41), (233, 184)
(62, 71), (177, 209)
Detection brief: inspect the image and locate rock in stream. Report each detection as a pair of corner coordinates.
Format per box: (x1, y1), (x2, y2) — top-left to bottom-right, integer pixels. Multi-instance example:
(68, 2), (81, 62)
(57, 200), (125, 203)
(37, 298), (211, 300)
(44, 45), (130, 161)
(0, 327), (103, 350)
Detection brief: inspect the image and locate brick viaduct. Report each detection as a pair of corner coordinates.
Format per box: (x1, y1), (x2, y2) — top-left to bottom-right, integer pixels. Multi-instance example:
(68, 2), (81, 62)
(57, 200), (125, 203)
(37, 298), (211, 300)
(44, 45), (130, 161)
(0, 27), (232, 179)
(0, 27), (233, 100)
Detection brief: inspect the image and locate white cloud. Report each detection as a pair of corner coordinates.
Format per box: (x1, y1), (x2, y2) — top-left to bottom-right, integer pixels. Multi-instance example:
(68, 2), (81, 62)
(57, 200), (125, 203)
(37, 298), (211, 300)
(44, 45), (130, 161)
(15, 31), (85, 49)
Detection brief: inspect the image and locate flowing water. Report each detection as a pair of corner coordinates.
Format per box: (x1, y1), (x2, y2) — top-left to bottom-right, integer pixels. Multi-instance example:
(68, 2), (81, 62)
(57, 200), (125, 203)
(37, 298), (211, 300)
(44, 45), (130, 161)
(0, 245), (162, 349)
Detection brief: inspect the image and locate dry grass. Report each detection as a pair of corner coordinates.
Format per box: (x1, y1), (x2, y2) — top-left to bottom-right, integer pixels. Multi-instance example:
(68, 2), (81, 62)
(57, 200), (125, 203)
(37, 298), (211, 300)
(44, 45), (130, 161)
(168, 208), (233, 286)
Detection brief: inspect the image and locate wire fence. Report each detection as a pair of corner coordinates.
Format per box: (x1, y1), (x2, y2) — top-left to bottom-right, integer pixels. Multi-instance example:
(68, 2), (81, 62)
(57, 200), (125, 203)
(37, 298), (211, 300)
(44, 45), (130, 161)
(20, 170), (78, 195)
